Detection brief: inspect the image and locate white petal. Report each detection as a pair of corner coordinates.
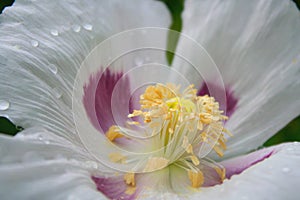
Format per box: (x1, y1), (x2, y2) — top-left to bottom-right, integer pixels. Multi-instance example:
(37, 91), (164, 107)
(0, 128), (114, 173)
(173, 0), (300, 157)
(190, 142), (300, 200)
(136, 142), (300, 200)
(0, 132), (115, 200)
(0, 0), (170, 143)
(0, 160), (106, 200)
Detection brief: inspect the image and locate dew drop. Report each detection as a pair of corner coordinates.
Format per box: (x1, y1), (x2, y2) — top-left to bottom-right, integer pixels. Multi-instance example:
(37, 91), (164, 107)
(14, 45), (21, 50)
(134, 57), (144, 66)
(282, 167), (291, 173)
(53, 87), (63, 99)
(37, 135), (43, 141)
(50, 29), (59, 36)
(30, 40), (39, 47)
(0, 100), (10, 111)
(83, 24), (93, 31)
(48, 64), (58, 74)
(293, 142), (299, 146)
(72, 25), (81, 33)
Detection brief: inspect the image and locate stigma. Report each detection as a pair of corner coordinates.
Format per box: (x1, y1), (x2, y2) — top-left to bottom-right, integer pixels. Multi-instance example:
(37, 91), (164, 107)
(106, 83), (231, 189)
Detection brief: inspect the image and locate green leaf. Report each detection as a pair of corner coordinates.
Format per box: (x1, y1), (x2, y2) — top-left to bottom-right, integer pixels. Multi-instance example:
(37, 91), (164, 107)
(0, 117), (22, 136)
(264, 116), (300, 147)
(159, 0), (184, 65)
(0, 0), (14, 14)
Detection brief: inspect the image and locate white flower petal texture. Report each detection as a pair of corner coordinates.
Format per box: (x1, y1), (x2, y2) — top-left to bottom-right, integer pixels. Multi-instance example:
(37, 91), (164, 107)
(174, 0), (300, 158)
(0, 0), (300, 200)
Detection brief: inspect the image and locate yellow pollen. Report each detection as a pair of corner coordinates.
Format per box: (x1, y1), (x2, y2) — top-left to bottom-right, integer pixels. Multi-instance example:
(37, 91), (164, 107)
(182, 136), (194, 154)
(214, 167), (226, 182)
(109, 152), (126, 164)
(128, 110), (144, 118)
(213, 145), (224, 157)
(188, 170), (204, 188)
(125, 186), (137, 195)
(124, 172), (135, 186)
(106, 126), (123, 141)
(107, 83), (231, 189)
(199, 113), (212, 124)
(127, 121), (140, 125)
(191, 155), (200, 166)
(143, 157), (169, 172)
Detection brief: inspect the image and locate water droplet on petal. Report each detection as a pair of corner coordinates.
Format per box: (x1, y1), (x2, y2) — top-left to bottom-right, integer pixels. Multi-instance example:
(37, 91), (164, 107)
(14, 45), (21, 49)
(48, 64), (58, 74)
(134, 57), (144, 66)
(0, 100), (10, 111)
(50, 29), (59, 36)
(53, 87), (62, 99)
(72, 25), (81, 33)
(31, 40), (39, 47)
(282, 167), (291, 173)
(37, 135), (43, 141)
(293, 142), (299, 146)
(83, 24), (93, 31)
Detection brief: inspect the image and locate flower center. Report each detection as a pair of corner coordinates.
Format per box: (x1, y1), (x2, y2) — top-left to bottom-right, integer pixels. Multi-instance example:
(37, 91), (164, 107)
(106, 83), (230, 188)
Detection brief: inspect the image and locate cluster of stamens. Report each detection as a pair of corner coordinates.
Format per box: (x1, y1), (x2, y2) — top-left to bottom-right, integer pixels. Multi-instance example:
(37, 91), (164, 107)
(106, 83), (231, 190)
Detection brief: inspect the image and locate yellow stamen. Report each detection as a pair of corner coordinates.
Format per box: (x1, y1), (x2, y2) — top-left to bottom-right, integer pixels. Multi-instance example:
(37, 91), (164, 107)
(188, 170), (204, 188)
(106, 126), (123, 141)
(214, 167), (226, 182)
(127, 121), (140, 125)
(213, 145), (224, 157)
(191, 155), (200, 166)
(125, 186), (136, 195)
(199, 113), (212, 124)
(124, 172), (135, 186)
(106, 83), (231, 189)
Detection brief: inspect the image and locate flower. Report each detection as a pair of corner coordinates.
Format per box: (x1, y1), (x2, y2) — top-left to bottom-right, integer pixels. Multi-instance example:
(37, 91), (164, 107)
(0, 1), (300, 200)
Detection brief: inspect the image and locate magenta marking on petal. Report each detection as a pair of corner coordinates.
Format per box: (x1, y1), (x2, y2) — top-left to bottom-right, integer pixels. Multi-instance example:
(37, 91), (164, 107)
(197, 82), (238, 117)
(202, 149), (275, 187)
(92, 175), (137, 200)
(83, 69), (133, 134)
(221, 149), (275, 179)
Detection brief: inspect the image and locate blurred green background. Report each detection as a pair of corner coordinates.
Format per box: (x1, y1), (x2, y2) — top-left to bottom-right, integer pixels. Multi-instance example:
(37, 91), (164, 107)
(0, 0), (299, 147)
